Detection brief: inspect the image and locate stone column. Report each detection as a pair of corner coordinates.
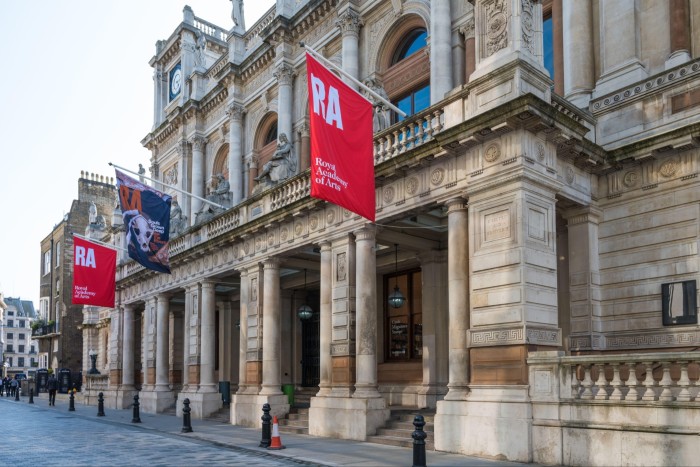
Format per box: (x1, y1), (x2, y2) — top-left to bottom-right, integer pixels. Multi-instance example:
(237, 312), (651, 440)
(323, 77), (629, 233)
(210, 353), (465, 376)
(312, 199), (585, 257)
(565, 207), (603, 350)
(176, 141), (191, 222)
(121, 305), (135, 389)
(317, 241), (332, 396)
(226, 103), (246, 204)
(190, 136), (207, 220)
(430, 0), (453, 103)
(299, 122), (310, 172)
(330, 234), (356, 397)
(563, 0), (594, 107)
(237, 270), (249, 394)
(155, 294), (170, 391)
(595, 0), (647, 96)
(274, 64), (295, 143)
(445, 198), (470, 400)
(182, 284), (198, 391)
(260, 258), (283, 395)
(336, 8), (363, 90)
(200, 281), (217, 392)
(667, 0), (691, 69)
(460, 19), (476, 83)
(353, 226), (380, 399)
(144, 297), (157, 389)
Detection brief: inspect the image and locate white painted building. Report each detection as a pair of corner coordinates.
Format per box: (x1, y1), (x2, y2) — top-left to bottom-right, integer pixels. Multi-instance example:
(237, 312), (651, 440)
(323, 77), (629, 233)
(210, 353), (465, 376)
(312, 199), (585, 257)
(2, 297), (39, 378)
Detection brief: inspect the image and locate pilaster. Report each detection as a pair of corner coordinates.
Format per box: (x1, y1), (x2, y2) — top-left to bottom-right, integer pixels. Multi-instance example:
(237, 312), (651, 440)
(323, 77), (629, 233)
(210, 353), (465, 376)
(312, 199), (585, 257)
(226, 103), (246, 205)
(330, 234), (356, 397)
(260, 258), (283, 396)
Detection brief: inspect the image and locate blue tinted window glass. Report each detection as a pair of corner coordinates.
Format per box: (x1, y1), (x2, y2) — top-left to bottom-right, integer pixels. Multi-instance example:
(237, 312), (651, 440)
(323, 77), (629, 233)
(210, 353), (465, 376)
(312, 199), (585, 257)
(414, 85), (430, 114)
(543, 17), (554, 80)
(396, 95), (412, 122)
(399, 31), (427, 61)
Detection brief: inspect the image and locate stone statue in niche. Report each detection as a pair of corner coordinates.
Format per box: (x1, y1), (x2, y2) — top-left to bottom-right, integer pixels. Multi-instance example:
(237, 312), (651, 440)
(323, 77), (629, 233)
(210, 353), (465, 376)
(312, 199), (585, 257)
(194, 174), (231, 224)
(363, 78), (390, 132)
(169, 200), (188, 237)
(230, 0), (245, 30)
(253, 133), (296, 194)
(88, 202), (97, 224)
(194, 31), (207, 70)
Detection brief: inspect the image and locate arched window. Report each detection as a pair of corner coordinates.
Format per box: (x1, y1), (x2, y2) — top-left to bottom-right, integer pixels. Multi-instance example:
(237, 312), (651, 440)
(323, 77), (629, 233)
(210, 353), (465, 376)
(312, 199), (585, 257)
(263, 123), (277, 145)
(380, 21), (430, 124)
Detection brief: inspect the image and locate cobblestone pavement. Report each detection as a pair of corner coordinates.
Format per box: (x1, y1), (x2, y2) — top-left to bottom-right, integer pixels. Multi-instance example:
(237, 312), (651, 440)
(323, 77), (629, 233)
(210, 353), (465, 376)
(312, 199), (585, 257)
(1, 398), (314, 466)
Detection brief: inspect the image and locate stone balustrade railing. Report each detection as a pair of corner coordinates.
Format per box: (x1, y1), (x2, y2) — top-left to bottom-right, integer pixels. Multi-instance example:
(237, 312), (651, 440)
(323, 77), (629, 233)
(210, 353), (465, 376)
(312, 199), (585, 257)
(528, 351), (700, 403)
(374, 107), (444, 164)
(194, 16), (228, 42)
(245, 5), (276, 50)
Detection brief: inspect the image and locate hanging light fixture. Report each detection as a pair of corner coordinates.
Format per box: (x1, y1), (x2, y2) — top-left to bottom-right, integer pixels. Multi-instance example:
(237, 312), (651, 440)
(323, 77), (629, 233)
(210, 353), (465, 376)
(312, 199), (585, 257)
(297, 268), (313, 320)
(388, 244), (406, 309)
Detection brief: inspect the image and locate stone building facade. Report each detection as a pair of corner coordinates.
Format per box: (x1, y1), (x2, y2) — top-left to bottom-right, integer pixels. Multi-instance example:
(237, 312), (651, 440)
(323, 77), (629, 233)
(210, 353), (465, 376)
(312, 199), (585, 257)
(1, 297), (38, 378)
(36, 172), (116, 379)
(97, 1), (700, 464)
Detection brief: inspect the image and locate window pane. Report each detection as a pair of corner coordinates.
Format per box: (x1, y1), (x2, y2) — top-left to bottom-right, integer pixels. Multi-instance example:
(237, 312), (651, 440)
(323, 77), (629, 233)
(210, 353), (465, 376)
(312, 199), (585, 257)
(543, 17), (554, 80)
(414, 85), (430, 114)
(398, 30), (427, 61)
(395, 95), (412, 122)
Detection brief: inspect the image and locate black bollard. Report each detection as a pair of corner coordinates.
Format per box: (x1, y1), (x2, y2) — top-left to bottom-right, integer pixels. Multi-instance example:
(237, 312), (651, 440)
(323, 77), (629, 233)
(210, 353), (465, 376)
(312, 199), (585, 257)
(15, 387), (20, 401)
(131, 394), (142, 423)
(259, 403), (272, 448)
(69, 391), (75, 411)
(97, 392), (105, 416)
(412, 415), (427, 467)
(29, 388), (34, 404)
(181, 398), (193, 433)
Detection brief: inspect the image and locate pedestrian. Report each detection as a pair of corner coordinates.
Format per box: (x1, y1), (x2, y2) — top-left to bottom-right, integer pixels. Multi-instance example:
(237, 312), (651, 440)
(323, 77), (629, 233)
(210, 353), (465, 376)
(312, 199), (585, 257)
(47, 374), (58, 406)
(10, 377), (18, 397)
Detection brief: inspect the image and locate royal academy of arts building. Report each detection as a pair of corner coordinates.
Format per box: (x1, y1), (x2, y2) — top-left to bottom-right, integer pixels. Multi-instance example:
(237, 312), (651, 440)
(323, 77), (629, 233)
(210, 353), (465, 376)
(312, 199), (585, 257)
(92, 1), (700, 464)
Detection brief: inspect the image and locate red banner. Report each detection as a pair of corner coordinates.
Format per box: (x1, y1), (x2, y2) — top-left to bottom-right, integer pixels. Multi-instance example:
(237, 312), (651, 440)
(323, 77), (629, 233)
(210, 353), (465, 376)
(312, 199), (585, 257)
(306, 52), (375, 221)
(72, 236), (116, 308)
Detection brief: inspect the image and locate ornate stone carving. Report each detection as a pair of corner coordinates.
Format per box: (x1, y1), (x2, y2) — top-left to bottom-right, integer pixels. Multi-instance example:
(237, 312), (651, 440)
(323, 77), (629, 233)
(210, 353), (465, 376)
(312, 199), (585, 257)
(459, 18), (475, 40)
(485, 0), (509, 57)
(536, 142), (545, 161)
(225, 103), (246, 121)
(383, 186), (395, 203)
(484, 143), (501, 162)
(326, 209), (335, 224)
(280, 226), (289, 242)
(309, 215), (319, 231)
(565, 166), (575, 185)
(165, 165), (178, 185)
(190, 135), (207, 151)
(337, 252), (347, 281)
(520, 0), (535, 55)
(273, 63), (296, 86)
(659, 157), (680, 178)
(430, 168), (445, 186)
(406, 177), (419, 195)
(253, 133), (296, 193)
(623, 170), (639, 188)
(336, 9), (363, 38)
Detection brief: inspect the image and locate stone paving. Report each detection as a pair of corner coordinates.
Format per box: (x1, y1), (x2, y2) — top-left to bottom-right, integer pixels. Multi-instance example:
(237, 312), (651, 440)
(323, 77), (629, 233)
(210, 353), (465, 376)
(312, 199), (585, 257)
(1, 393), (533, 467)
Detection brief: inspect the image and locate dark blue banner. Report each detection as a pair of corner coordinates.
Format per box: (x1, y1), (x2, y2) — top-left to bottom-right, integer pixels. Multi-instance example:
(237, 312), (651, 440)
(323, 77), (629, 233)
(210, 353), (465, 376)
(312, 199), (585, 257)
(115, 169), (172, 274)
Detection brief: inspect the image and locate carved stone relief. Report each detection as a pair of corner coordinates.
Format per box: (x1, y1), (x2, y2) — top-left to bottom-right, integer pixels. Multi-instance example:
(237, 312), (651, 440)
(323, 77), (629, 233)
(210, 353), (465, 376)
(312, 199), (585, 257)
(485, 0), (509, 57)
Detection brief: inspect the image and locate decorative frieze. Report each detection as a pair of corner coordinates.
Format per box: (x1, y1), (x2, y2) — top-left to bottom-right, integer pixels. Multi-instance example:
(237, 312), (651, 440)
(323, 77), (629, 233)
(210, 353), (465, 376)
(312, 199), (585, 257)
(469, 325), (561, 347)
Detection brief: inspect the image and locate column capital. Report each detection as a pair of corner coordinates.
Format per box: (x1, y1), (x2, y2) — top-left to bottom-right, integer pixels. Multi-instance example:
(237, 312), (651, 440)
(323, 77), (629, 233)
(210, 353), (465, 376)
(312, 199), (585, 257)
(262, 257), (281, 270)
(336, 9), (364, 38)
(459, 18), (475, 40)
(274, 63), (296, 86)
(445, 197), (468, 213)
(563, 206), (603, 226)
(353, 225), (377, 242)
(317, 240), (331, 251)
(226, 102), (246, 121)
(189, 135), (207, 151)
(299, 121), (310, 137)
(176, 140), (189, 157)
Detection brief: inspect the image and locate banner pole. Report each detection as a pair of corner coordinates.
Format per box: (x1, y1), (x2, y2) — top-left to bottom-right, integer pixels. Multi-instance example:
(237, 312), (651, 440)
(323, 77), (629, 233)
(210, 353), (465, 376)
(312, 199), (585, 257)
(109, 162), (227, 210)
(72, 232), (129, 253)
(301, 42), (407, 118)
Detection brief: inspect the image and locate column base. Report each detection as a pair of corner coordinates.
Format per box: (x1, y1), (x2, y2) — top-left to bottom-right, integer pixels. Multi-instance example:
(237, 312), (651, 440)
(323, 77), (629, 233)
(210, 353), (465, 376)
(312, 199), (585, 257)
(593, 59), (648, 98)
(231, 393), (290, 427)
(139, 389), (176, 414)
(176, 390), (222, 419)
(435, 386), (531, 462)
(115, 386), (139, 409)
(309, 396), (389, 440)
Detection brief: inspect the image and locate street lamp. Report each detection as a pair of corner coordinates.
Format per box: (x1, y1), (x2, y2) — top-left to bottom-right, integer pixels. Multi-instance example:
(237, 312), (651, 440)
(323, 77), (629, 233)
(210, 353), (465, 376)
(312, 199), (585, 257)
(88, 349), (100, 375)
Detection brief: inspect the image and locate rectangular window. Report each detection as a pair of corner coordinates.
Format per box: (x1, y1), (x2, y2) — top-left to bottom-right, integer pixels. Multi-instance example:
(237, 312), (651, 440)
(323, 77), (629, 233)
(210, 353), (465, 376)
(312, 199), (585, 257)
(7, 320), (13, 327)
(543, 16), (554, 81)
(385, 270), (423, 361)
(55, 241), (61, 267)
(19, 333), (25, 340)
(44, 250), (51, 275)
(18, 357), (24, 367)
(30, 346), (35, 354)
(6, 345), (13, 353)
(662, 280), (698, 325)
(19, 320), (25, 328)
(7, 357), (12, 366)
(6, 333), (13, 340)
(7, 311), (13, 316)
(18, 345), (24, 353)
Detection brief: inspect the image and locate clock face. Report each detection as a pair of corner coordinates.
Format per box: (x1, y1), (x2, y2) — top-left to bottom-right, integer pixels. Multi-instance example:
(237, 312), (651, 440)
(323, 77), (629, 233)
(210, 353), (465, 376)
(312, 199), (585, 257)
(169, 63), (182, 101)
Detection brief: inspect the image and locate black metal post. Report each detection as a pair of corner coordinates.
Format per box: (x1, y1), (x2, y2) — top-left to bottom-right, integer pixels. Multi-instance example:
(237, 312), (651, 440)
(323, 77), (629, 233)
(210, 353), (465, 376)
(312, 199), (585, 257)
(181, 398), (193, 433)
(29, 388), (34, 404)
(131, 394), (142, 423)
(97, 392), (105, 416)
(412, 415), (427, 467)
(69, 391), (75, 411)
(259, 403), (272, 448)
(15, 384), (20, 401)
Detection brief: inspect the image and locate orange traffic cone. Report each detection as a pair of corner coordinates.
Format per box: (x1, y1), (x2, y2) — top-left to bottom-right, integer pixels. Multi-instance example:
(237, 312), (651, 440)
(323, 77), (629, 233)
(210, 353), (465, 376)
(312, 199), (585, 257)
(267, 415), (286, 450)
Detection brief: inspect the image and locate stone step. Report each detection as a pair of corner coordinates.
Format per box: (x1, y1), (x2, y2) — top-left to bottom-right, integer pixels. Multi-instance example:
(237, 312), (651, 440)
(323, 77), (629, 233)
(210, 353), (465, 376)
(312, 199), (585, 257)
(287, 413), (309, 421)
(386, 420), (434, 431)
(277, 425), (308, 435)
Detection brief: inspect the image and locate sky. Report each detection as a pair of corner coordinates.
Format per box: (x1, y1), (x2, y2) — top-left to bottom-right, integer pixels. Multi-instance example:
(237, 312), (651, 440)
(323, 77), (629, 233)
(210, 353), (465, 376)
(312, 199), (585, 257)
(0, 0), (275, 306)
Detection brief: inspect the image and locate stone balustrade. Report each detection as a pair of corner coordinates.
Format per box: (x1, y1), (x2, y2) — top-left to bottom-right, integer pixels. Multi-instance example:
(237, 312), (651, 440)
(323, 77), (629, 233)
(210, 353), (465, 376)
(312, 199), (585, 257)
(529, 351), (700, 403)
(193, 16), (228, 42)
(244, 5), (276, 50)
(374, 107), (444, 164)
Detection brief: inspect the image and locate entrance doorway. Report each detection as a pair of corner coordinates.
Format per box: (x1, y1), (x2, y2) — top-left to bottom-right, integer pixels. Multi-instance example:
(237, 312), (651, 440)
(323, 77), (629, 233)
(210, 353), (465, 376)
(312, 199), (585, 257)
(300, 291), (320, 387)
